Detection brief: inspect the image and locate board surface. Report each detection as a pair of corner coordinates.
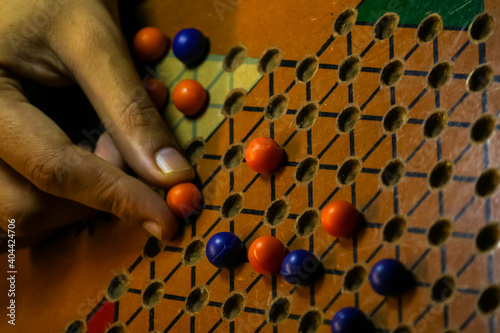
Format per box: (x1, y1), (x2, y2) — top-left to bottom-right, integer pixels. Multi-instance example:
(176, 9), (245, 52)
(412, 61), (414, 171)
(1, 1), (500, 333)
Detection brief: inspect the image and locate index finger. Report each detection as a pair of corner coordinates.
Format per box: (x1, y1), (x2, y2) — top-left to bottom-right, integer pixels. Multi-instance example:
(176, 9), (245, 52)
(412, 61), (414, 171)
(51, 2), (194, 189)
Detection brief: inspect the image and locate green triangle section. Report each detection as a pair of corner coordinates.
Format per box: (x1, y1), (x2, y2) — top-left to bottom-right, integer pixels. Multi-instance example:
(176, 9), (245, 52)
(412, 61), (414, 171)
(158, 51), (262, 147)
(356, 0), (484, 28)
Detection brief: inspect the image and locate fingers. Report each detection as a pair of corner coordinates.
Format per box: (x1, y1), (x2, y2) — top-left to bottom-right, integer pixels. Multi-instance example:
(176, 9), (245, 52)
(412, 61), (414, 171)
(0, 74), (178, 240)
(50, 1), (194, 189)
(0, 159), (93, 236)
(0, 131), (128, 237)
(94, 132), (126, 170)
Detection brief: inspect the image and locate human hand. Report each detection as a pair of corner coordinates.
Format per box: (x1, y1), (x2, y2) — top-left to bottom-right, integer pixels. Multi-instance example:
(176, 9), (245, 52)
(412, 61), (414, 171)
(0, 0), (194, 242)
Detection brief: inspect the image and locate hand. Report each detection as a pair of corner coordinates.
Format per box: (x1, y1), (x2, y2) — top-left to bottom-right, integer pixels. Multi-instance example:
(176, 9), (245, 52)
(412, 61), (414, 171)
(0, 0), (194, 243)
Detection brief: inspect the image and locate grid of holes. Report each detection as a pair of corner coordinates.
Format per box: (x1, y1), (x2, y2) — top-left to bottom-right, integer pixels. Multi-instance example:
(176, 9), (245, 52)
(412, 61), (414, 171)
(80, 9), (500, 333)
(212, 9), (498, 330)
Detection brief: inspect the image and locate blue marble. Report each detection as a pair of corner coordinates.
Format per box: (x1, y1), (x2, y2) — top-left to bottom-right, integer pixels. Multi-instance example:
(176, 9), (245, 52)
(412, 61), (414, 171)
(369, 258), (415, 297)
(330, 307), (375, 333)
(280, 249), (323, 285)
(172, 28), (208, 66)
(206, 232), (243, 268)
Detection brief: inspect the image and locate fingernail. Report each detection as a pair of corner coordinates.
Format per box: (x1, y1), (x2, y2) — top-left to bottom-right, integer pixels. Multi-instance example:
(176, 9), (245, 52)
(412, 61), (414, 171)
(155, 147), (191, 174)
(142, 221), (162, 239)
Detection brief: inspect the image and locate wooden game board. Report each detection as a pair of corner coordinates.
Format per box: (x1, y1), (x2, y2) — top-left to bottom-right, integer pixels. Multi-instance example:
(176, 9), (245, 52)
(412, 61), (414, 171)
(1, 0), (500, 332)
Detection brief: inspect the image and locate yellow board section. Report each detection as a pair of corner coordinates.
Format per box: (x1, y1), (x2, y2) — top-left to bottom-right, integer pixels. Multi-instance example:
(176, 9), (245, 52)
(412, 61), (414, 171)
(158, 52), (263, 146)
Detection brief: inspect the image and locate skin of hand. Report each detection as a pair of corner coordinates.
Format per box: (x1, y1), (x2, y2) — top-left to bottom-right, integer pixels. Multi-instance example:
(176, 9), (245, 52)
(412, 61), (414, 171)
(0, 0), (195, 243)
